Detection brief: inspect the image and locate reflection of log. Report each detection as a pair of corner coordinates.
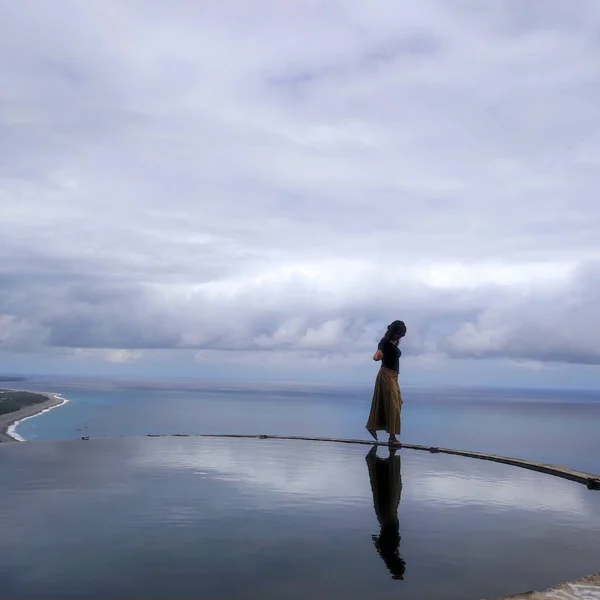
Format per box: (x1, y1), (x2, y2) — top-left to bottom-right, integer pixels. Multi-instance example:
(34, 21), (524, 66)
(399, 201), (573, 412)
(194, 434), (600, 489)
(366, 445), (406, 580)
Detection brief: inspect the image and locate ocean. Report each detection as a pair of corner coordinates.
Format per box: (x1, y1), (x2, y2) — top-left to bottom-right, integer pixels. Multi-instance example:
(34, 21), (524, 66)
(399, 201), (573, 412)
(6, 376), (600, 475)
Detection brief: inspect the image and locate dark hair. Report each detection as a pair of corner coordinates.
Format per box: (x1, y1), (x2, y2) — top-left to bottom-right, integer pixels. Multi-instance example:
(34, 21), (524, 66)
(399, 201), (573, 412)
(383, 320), (406, 341)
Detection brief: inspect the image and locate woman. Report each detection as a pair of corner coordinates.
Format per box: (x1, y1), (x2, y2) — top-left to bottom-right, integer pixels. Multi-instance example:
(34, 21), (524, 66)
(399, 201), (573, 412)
(366, 320), (406, 446)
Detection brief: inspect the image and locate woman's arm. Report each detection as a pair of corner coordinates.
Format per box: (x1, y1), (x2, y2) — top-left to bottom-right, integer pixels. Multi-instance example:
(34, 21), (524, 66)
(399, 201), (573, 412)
(373, 348), (383, 361)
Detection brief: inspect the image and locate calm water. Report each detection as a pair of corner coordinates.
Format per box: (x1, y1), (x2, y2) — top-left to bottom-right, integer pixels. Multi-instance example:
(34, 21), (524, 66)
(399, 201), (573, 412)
(7, 376), (600, 474)
(0, 436), (599, 600)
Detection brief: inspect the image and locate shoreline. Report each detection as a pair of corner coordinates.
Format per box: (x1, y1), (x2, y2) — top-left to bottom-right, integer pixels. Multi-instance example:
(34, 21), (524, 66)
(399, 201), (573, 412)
(0, 391), (68, 442)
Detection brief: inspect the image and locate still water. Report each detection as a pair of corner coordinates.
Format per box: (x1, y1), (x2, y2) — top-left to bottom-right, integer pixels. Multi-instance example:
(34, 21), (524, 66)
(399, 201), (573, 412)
(8, 377), (600, 474)
(0, 436), (598, 599)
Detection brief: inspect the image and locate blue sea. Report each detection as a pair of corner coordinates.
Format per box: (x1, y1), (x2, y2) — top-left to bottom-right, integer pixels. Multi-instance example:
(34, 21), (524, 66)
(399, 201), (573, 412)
(6, 376), (600, 474)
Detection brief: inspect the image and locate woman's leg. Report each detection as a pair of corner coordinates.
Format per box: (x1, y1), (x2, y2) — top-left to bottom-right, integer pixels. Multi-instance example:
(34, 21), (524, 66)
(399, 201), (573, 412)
(387, 378), (402, 446)
(366, 370), (385, 441)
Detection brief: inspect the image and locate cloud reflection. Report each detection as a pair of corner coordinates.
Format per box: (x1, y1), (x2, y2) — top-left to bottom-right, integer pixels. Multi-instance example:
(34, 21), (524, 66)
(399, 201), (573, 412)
(132, 438), (591, 517)
(412, 469), (588, 514)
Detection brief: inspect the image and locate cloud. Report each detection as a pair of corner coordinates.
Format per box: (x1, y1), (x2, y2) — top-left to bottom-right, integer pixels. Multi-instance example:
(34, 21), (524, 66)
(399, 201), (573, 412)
(1, 0), (600, 381)
(443, 263), (600, 365)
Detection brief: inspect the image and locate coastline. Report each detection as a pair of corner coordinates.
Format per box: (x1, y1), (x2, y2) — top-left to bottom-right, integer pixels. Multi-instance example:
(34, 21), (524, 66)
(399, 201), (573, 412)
(0, 392), (68, 442)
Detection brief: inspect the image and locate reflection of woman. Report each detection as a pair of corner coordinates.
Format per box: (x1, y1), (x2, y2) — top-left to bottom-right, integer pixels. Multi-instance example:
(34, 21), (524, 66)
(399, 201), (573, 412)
(366, 320), (406, 446)
(365, 445), (406, 580)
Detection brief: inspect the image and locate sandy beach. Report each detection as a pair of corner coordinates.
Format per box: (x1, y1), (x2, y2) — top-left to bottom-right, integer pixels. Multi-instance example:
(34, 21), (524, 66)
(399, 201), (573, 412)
(0, 392), (66, 443)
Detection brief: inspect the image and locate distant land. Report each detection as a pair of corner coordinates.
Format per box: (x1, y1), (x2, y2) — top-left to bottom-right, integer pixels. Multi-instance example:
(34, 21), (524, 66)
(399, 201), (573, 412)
(0, 376), (28, 382)
(0, 389), (63, 443)
(0, 389), (49, 417)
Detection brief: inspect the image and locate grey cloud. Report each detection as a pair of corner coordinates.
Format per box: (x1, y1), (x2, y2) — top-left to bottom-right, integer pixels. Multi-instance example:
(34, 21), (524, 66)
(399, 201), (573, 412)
(443, 263), (600, 365)
(2, 253), (600, 368)
(1, 1), (600, 378)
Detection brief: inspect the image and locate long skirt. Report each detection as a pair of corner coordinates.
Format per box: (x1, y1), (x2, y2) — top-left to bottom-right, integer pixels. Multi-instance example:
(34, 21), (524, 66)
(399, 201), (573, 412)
(366, 367), (402, 435)
(366, 445), (402, 531)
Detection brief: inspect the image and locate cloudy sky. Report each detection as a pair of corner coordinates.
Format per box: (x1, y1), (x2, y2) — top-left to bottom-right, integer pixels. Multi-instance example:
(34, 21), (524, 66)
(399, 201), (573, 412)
(1, 0), (600, 388)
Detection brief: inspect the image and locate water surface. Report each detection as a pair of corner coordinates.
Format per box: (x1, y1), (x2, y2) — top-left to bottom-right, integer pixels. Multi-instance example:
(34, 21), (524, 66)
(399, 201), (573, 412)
(1, 436), (598, 599)
(9, 377), (600, 473)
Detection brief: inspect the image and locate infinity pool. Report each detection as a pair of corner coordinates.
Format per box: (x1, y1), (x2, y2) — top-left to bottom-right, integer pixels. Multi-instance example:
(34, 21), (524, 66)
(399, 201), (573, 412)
(0, 436), (598, 599)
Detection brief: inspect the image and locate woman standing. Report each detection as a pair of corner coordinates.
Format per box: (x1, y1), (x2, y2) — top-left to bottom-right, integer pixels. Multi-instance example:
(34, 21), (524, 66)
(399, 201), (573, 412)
(366, 320), (407, 446)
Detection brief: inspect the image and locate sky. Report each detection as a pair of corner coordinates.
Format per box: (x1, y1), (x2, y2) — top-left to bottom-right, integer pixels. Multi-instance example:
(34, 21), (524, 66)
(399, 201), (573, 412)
(1, 0), (600, 388)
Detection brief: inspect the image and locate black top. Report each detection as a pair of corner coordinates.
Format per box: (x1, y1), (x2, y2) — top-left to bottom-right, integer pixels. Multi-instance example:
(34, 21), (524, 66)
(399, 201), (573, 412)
(378, 339), (401, 373)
